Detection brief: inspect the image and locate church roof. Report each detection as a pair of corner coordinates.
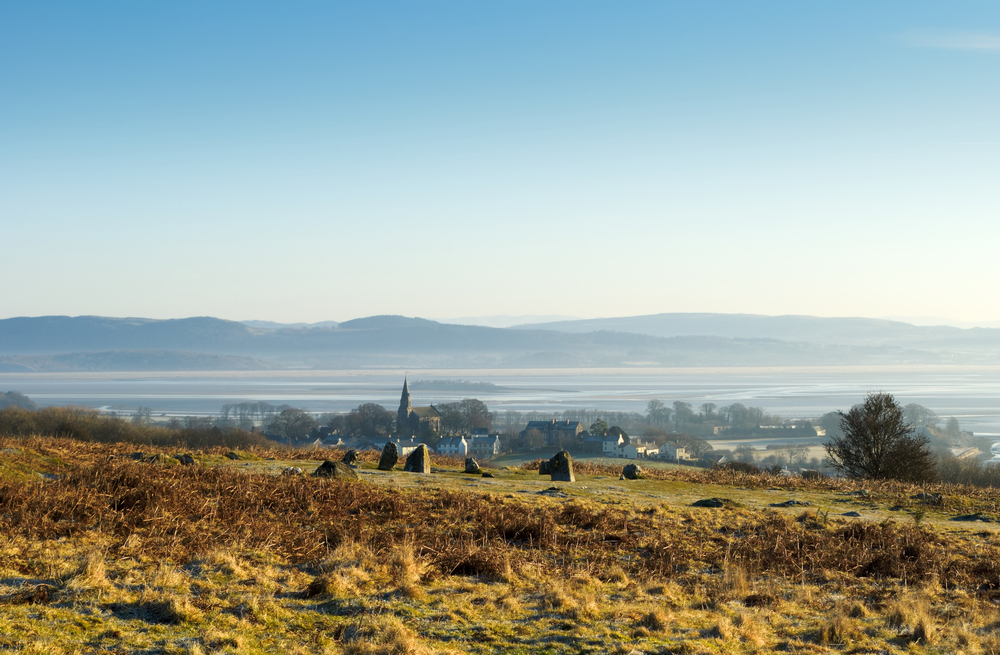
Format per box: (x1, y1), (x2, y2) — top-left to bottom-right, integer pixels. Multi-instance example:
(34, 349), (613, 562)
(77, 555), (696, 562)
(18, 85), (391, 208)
(411, 406), (441, 418)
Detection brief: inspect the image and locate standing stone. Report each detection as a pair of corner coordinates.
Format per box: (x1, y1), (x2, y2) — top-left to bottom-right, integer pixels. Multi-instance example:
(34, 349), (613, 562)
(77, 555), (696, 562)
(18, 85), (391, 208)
(464, 457), (481, 474)
(549, 451), (575, 483)
(378, 442), (399, 471)
(342, 449), (359, 467)
(538, 459), (553, 475)
(622, 464), (643, 480)
(313, 460), (359, 480)
(404, 444), (431, 474)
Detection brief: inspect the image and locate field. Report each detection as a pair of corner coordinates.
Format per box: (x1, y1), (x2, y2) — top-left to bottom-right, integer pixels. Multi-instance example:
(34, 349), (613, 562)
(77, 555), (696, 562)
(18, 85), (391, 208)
(4, 438), (1000, 653)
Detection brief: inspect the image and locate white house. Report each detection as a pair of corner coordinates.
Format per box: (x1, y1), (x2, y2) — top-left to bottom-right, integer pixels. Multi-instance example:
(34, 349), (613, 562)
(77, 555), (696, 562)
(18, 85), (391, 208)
(602, 435), (626, 456)
(467, 434), (501, 458)
(438, 436), (468, 457)
(659, 441), (688, 461)
(365, 436), (421, 457)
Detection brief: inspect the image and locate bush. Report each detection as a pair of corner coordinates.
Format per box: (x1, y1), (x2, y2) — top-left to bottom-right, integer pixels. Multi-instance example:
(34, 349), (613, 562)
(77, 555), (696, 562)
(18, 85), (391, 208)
(715, 461), (762, 475)
(824, 392), (937, 483)
(937, 456), (1000, 488)
(0, 406), (276, 450)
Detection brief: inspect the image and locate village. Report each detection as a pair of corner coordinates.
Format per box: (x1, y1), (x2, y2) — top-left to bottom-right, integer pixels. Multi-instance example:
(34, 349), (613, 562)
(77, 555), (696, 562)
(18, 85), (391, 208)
(294, 379), (692, 463)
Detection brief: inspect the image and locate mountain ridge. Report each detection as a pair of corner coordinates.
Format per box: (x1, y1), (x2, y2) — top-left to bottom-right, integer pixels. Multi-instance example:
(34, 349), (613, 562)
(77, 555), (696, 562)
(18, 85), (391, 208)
(1, 313), (998, 370)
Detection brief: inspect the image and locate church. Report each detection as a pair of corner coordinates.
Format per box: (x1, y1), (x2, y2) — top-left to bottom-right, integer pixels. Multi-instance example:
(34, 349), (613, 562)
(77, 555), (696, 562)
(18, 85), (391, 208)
(395, 378), (442, 438)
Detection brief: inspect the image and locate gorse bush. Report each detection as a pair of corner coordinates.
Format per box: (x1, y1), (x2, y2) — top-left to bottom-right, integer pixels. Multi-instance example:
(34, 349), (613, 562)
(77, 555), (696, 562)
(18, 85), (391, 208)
(0, 406), (275, 450)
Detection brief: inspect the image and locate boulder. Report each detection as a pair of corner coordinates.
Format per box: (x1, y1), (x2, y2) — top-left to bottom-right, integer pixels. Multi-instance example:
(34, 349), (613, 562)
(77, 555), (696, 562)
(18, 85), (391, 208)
(548, 451), (575, 483)
(341, 450), (359, 467)
(174, 453), (195, 466)
(691, 498), (726, 508)
(313, 460), (359, 480)
(281, 466), (303, 476)
(481, 472), (495, 478)
(538, 459), (553, 475)
(464, 457), (481, 474)
(377, 442), (399, 471)
(622, 464), (643, 480)
(224, 451), (240, 460)
(404, 444), (431, 474)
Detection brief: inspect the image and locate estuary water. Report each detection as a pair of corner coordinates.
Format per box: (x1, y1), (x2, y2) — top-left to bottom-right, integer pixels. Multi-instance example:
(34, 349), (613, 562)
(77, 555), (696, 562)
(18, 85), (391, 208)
(4, 365), (1000, 436)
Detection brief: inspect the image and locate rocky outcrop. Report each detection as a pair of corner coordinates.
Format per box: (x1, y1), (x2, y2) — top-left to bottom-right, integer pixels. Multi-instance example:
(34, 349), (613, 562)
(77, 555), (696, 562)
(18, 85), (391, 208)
(403, 444), (431, 474)
(548, 451), (575, 482)
(313, 460), (359, 480)
(464, 457), (481, 474)
(622, 464), (642, 480)
(378, 442), (399, 471)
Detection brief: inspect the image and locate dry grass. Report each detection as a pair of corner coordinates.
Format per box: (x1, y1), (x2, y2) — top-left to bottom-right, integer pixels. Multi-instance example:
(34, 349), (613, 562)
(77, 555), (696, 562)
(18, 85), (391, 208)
(6, 435), (1000, 653)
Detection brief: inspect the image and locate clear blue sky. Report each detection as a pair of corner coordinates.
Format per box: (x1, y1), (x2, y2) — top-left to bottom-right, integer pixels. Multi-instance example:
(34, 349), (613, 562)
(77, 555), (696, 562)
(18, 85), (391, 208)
(3, 2), (999, 324)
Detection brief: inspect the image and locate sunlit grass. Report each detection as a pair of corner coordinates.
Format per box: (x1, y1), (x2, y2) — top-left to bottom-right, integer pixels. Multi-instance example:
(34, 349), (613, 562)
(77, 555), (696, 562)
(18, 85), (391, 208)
(4, 435), (1000, 653)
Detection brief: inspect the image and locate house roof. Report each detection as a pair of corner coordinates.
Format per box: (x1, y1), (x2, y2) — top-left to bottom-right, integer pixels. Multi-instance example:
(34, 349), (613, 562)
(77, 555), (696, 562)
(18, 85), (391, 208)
(525, 420), (583, 430)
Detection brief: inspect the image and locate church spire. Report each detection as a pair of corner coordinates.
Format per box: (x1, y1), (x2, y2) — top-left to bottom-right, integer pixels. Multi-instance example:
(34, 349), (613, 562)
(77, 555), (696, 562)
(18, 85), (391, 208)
(399, 377), (412, 413)
(397, 377), (414, 438)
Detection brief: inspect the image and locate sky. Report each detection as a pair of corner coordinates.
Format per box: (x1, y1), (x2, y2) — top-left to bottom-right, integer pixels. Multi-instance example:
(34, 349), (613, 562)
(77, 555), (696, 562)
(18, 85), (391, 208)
(3, 2), (999, 325)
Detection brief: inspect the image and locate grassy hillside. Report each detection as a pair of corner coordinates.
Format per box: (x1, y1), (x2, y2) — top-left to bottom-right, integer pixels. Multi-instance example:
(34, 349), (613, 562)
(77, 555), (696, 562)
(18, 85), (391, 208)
(3, 437), (1000, 653)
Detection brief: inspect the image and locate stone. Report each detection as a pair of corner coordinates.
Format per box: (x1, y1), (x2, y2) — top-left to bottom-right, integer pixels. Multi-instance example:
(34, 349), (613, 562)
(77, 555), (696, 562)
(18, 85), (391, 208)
(341, 450), (359, 467)
(538, 459), (553, 475)
(548, 451), (575, 483)
(481, 472), (495, 478)
(313, 460), (359, 480)
(691, 498), (726, 508)
(622, 464), (643, 480)
(224, 452), (240, 460)
(377, 442), (399, 471)
(911, 492), (943, 503)
(841, 511), (862, 517)
(951, 513), (991, 523)
(174, 453), (195, 466)
(403, 444), (431, 474)
(464, 457), (481, 474)
(281, 467), (303, 476)
(770, 500), (811, 508)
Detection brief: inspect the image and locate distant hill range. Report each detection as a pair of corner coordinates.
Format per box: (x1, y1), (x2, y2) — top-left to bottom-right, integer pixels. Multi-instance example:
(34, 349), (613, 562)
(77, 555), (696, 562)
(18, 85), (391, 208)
(1, 313), (999, 371)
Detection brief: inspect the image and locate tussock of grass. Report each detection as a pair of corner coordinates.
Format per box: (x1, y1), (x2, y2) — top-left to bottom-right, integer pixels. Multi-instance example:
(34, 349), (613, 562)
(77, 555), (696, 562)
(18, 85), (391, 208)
(343, 614), (434, 655)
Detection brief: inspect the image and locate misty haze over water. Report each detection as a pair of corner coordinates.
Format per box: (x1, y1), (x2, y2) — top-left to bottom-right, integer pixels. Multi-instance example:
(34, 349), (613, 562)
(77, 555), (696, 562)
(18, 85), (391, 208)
(5, 366), (1000, 436)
